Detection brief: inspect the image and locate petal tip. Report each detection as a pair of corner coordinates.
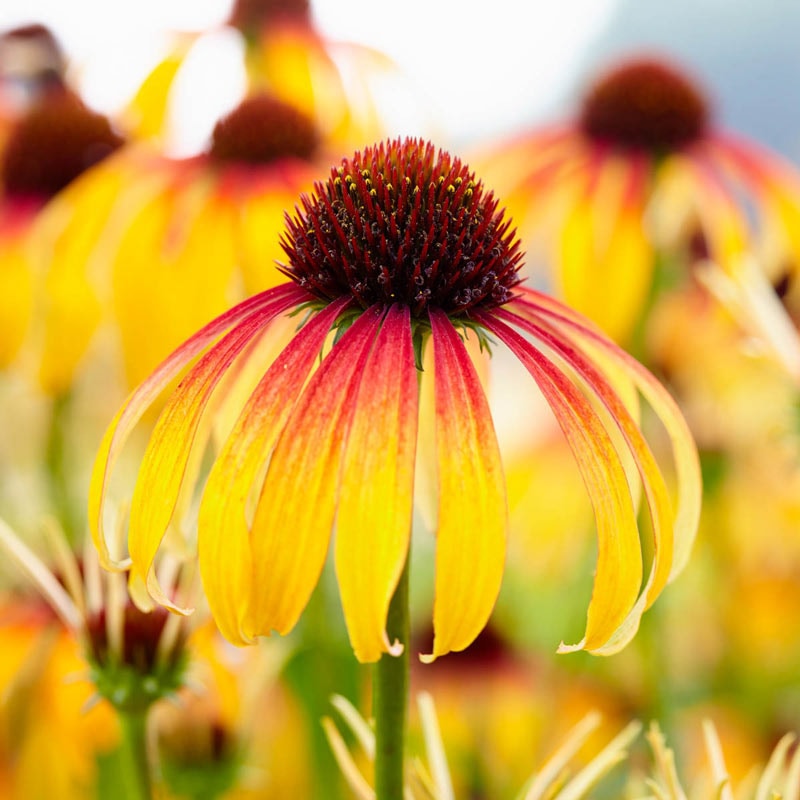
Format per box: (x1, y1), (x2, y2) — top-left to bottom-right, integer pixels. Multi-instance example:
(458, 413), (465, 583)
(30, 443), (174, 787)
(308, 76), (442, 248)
(386, 636), (404, 658)
(418, 651), (437, 665)
(557, 638), (586, 655)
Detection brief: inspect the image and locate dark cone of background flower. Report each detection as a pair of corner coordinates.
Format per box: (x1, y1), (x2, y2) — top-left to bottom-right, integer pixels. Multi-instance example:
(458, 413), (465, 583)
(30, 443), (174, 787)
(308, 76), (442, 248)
(579, 57), (709, 151)
(228, 0), (310, 32)
(209, 93), (318, 165)
(280, 137), (523, 317)
(1, 91), (124, 199)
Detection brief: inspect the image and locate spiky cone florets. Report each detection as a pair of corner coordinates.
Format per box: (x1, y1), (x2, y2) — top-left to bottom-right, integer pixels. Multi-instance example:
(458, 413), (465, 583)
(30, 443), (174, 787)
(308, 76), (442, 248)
(579, 56), (709, 152)
(280, 137), (524, 318)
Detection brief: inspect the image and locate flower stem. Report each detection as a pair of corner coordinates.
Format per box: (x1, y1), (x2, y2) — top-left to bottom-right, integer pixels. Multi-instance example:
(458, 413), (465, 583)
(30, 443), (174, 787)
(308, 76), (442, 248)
(45, 391), (79, 542)
(117, 708), (153, 800)
(373, 557), (410, 800)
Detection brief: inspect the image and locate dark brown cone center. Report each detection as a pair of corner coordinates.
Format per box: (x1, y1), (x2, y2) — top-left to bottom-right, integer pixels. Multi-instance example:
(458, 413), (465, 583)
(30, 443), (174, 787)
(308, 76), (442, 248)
(208, 93), (318, 165)
(228, 0), (311, 32)
(579, 57), (709, 151)
(280, 137), (524, 317)
(1, 92), (124, 199)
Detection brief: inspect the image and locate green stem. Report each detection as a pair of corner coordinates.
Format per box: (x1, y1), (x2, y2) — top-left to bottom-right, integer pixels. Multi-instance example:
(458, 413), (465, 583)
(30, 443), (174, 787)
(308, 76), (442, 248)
(45, 391), (78, 542)
(117, 709), (153, 800)
(373, 557), (410, 800)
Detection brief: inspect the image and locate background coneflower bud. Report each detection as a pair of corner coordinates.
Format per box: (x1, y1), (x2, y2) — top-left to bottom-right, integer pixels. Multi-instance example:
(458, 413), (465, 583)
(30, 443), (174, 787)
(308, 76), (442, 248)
(85, 602), (188, 714)
(155, 701), (240, 799)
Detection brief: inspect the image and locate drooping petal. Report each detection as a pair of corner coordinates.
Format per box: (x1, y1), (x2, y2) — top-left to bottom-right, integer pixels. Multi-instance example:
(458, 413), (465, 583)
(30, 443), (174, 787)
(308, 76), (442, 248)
(501, 290), (701, 652)
(335, 303), (418, 662)
(558, 150), (653, 343)
(493, 304), (676, 645)
(126, 298), (298, 612)
(700, 134), (800, 269)
(670, 149), (749, 273)
(88, 283), (308, 572)
(513, 289), (701, 580)
(197, 297), (350, 645)
(422, 309), (507, 663)
(35, 155), (133, 395)
(247, 305), (385, 640)
(477, 309), (642, 654)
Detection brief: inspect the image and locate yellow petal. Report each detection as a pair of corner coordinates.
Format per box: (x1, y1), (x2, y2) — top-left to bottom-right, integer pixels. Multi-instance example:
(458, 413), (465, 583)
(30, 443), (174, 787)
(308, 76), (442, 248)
(501, 291), (701, 653)
(112, 174), (239, 388)
(247, 306), (385, 639)
(335, 304), (418, 662)
(0, 219), (34, 368)
(88, 285), (306, 573)
(197, 299), (348, 645)
(422, 310), (507, 662)
(36, 156), (131, 395)
(123, 37), (195, 142)
(478, 308), (643, 653)
(559, 152), (653, 344)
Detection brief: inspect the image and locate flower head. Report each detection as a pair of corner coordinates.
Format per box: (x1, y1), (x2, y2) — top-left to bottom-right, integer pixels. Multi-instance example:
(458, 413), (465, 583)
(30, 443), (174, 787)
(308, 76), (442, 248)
(480, 53), (800, 344)
(281, 139), (522, 315)
(26, 90), (322, 394)
(0, 518), (192, 714)
(90, 137), (700, 664)
(124, 0), (395, 153)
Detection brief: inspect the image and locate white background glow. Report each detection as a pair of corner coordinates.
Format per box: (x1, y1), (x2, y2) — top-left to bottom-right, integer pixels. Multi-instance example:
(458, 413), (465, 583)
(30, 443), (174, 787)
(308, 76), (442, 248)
(0, 0), (618, 150)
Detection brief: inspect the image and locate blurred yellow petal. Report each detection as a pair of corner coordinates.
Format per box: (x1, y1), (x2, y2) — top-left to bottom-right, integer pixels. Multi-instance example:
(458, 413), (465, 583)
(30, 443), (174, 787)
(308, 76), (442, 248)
(112, 174), (240, 387)
(559, 153), (652, 343)
(123, 37), (195, 142)
(35, 157), (131, 394)
(0, 216), (34, 368)
(336, 304), (418, 663)
(230, 165), (317, 294)
(422, 310), (507, 663)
